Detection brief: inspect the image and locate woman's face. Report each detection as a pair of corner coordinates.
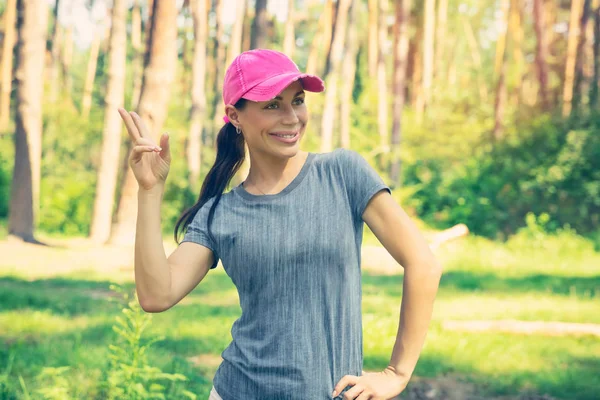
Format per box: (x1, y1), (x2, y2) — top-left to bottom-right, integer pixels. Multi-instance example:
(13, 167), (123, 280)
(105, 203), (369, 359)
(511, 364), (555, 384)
(232, 81), (308, 158)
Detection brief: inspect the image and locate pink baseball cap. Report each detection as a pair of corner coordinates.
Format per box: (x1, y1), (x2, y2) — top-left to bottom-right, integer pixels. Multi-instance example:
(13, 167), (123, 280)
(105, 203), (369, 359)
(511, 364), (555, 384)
(222, 49), (325, 123)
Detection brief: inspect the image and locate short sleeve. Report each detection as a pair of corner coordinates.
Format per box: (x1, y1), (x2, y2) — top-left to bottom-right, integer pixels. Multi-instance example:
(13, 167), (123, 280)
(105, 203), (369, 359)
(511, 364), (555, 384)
(181, 199), (220, 269)
(335, 148), (391, 221)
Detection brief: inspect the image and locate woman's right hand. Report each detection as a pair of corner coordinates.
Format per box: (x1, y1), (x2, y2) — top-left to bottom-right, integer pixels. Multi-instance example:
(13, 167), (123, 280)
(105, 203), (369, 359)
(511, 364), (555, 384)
(118, 108), (171, 191)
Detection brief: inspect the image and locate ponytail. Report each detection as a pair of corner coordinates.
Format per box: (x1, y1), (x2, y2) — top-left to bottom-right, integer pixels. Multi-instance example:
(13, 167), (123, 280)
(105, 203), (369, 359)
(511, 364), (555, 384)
(174, 99), (248, 244)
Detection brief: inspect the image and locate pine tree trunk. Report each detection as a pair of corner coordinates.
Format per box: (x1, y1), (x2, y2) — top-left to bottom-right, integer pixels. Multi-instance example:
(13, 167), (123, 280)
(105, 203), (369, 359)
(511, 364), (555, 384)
(571, 0), (592, 117)
(89, 0), (127, 244)
(367, 0), (378, 78)
(250, 0), (268, 49)
(111, 0), (178, 245)
(211, 0), (227, 137)
(283, 0), (295, 58)
(590, 3), (600, 107)
(0, 0), (17, 130)
(61, 24), (74, 104)
(390, 0), (411, 187)
(434, 0), (447, 83)
(226, 0), (246, 66)
(533, 0), (550, 109)
(376, 0), (389, 170)
(493, 0), (510, 142)
(8, 0), (48, 243)
(509, 0), (524, 108)
(319, 0), (351, 153)
(131, 0), (142, 109)
(306, 0), (332, 76)
(420, 0), (435, 114)
(81, 19), (104, 119)
(187, 0), (208, 191)
(462, 15), (488, 103)
(562, 0), (585, 116)
(48, 0), (61, 103)
(340, 1), (360, 149)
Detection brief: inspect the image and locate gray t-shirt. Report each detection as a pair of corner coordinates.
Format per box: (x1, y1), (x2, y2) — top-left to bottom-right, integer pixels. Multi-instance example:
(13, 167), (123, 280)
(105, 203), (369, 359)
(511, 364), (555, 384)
(182, 148), (391, 399)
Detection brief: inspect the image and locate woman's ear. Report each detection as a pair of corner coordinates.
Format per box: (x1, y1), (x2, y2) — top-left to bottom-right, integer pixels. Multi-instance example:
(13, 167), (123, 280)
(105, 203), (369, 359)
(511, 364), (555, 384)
(225, 105), (241, 126)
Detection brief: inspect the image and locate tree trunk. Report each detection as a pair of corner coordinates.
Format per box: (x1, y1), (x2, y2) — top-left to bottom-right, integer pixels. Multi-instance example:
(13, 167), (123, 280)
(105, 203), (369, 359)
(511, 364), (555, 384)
(131, 0), (143, 109)
(376, 0), (389, 170)
(187, 0), (208, 191)
(562, 0), (585, 117)
(367, 0), (378, 78)
(226, 0), (246, 66)
(283, 0), (295, 58)
(533, 0), (550, 109)
(89, 0), (127, 244)
(319, 0), (351, 153)
(242, 1), (252, 52)
(8, 0), (48, 243)
(493, 0), (510, 142)
(306, 0), (333, 76)
(434, 0), (447, 83)
(509, 0), (524, 108)
(0, 0), (17, 130)
(250, 0), (268, 49)
(81, 19), (104, 119)
(340, 1), (360, 149)
(420, 0), (435, 115)
(462, 15), (488, 103)
(211, 0), (227, 138)
(48, 0), (61, 103)
(571, 0), (592, 117)
(411, 22), (423, 114)
(61, 24), (74, 103)
(390, 0), (411, 187)
(111, 0), (178, 245)
(590, 2), (600, 107)
(494, 0), (510, 78)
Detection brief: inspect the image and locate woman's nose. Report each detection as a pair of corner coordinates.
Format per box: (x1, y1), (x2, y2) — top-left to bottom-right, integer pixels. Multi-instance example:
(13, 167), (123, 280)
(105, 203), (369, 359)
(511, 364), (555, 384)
(281, 104), (300, 125)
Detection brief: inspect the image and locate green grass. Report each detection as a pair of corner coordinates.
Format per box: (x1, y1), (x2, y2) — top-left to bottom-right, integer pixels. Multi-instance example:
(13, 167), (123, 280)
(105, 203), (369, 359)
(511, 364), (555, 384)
(1, 228), (599, 399)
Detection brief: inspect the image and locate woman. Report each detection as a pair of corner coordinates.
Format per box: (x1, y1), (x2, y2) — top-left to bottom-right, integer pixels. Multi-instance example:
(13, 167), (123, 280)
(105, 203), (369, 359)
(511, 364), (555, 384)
(118, 49), (442, 400)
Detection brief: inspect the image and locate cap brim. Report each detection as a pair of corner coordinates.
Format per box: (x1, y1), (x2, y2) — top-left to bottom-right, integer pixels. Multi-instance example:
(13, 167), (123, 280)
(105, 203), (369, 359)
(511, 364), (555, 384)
(241, 72), (325, 102)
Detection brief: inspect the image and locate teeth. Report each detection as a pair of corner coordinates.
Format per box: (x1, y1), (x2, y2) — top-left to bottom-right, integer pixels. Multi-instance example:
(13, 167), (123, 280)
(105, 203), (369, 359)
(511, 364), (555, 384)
(275, 134), (296, 138)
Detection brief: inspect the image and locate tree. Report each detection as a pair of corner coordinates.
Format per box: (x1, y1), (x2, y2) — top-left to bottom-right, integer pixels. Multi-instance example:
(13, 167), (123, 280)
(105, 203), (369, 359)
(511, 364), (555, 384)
(111, 0), (178, 244)
(131, 0), (143, 109)
(367, 0), (378, 78)
(90, 0), (127, 244)
(81, 18), (105, 119)
(493, 0), (510, 142)
(418, 0), (435, 117)
(283, 0), (295, 58)
(187, 0), (208, 191)
(340, 0), (360, 149)
(0, 0), (17, 130)
(48, 0), (61, 103)
(319, 0), (352, 153)
(376, 0), (389, 169)
(250, 0), (268, 49)
(390, 0), (411, 187)
(8, 0), (48, 242)
(533, 0), (550, 109)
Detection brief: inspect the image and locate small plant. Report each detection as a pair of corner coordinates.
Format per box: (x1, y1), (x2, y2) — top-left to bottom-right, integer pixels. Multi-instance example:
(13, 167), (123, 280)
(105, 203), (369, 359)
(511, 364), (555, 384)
(102, 284), (196, 400)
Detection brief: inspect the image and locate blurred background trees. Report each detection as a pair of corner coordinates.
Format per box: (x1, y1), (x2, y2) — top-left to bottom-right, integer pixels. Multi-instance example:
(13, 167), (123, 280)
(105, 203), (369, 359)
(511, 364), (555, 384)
(0, 0), (598, 247)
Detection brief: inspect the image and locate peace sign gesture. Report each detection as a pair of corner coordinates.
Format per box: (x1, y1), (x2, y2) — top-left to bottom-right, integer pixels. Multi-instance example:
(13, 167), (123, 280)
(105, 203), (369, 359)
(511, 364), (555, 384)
(118, 108), (171, 191)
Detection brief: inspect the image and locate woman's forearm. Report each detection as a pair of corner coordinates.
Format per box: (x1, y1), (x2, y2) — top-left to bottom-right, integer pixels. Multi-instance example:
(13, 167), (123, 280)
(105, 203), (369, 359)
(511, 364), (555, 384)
(134, 184), (171, 312)
(387, 262), (442, 377)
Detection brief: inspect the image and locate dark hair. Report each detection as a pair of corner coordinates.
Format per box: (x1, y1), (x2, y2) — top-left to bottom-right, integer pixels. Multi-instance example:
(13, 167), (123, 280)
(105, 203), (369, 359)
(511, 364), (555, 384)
(174, 98), (248, 244)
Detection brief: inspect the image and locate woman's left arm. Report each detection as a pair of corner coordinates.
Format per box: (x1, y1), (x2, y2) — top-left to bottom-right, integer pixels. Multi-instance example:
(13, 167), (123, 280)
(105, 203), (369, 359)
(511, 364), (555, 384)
(333, 190), (443, 399)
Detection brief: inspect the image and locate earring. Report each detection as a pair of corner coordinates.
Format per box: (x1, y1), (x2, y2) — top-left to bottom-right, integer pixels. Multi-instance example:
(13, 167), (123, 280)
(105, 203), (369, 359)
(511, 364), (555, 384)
(236, 126), (241, 134)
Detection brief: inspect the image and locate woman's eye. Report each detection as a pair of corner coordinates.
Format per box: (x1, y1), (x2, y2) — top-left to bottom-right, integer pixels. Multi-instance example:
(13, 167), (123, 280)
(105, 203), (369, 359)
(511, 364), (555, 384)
(266, 103), (278, 109)
(294, 98), (305, 105)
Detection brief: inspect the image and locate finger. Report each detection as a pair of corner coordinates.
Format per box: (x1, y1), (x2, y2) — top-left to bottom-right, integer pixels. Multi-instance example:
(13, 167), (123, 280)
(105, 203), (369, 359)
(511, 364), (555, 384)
(158, 132), (170, 162)
(130, 111), (152, 140)
(343, 384), (364, 400)
(333, 375), (359, 398)
(118, 108), (142, 143)
(355, 391), (371, 400)
(130, 145), (160, 163)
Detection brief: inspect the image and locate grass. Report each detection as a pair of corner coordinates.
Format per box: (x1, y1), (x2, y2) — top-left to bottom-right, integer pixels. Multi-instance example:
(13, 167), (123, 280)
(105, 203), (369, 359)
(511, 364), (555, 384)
(0, 227), (599, 399)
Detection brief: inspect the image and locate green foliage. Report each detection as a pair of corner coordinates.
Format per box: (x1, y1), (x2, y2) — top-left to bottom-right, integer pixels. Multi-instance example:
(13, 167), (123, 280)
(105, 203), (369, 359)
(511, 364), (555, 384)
(402, 113), (600, 239)
(99, 284), (197, 400)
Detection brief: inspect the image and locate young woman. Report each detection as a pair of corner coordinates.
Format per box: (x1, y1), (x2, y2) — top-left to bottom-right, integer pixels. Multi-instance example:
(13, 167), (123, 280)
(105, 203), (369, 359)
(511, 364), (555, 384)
(118, 49), (442, 400)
